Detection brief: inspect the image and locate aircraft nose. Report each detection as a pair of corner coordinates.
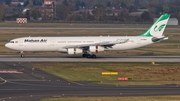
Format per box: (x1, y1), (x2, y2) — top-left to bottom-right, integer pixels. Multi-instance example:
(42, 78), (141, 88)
(5, 43), (9, 48)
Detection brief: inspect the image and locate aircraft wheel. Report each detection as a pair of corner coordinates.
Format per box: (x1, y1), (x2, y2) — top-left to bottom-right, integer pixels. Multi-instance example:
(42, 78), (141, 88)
(86, 54), (92, 58)
(82, 54), (87, 57)
(21, 54), (24, 58)
(92, 54), (96, 58)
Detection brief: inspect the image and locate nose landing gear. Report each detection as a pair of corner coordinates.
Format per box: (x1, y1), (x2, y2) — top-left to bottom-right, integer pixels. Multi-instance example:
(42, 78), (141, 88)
(20, 51), (24, 58)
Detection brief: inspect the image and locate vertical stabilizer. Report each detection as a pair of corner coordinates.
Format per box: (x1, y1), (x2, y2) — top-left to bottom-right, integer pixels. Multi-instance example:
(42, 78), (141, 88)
(139, 14), (170, 38)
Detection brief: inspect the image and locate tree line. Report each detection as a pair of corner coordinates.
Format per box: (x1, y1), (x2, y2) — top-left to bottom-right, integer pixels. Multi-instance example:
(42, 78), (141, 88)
(0, 0), (180, 23)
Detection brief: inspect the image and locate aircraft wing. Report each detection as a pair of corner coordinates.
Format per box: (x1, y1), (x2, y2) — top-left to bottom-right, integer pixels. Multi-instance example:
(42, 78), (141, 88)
(63, 39), (129, 49)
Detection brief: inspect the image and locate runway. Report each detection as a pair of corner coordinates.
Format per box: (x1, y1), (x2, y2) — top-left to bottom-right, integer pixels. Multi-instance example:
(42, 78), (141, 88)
(1, 62), (180, 101)
(0, 55), (180, 62)
(0, 27), (179, 30)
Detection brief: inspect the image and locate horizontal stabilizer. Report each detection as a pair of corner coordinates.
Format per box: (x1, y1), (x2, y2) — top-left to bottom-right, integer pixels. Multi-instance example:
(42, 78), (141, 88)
(152, 36), (168, 42)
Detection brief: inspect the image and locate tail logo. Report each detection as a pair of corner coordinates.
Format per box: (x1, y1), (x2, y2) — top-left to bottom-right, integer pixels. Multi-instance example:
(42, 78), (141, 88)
(154, 24), (166, 32)
(139, 14), (170, 37)
(150, 19), (167, 37)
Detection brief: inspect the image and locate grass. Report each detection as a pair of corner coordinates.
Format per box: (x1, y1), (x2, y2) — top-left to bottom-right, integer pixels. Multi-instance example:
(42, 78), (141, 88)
(34, 62), (180, 86)
(0, 23), (151, 28)
(1, 22), (180, 28)
(39, 96), (180, 101)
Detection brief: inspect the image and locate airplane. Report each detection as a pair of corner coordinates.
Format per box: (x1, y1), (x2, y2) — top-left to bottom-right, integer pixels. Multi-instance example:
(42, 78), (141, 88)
(5, 13), (170, 58)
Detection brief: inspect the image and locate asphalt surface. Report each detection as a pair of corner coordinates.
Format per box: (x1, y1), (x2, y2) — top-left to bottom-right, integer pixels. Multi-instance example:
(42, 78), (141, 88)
(0, 55), (180, 62)
(0, 27), (179, 30)
(0, 62), (180, 101)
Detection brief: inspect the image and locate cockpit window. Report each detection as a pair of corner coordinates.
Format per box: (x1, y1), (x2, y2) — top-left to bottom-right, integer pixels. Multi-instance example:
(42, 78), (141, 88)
(9, 41), (14, 43)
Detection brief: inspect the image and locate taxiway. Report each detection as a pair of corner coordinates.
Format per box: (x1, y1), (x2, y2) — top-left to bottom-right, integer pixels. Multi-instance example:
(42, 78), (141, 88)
(1, 62), (180, 101)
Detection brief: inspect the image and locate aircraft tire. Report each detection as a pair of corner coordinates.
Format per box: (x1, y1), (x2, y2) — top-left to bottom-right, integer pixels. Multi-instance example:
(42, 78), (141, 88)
(82, 54), (87, 57)
(86, 54), (91, 58)
(21, 54), (24, 58)
(92, 54), (96, 58)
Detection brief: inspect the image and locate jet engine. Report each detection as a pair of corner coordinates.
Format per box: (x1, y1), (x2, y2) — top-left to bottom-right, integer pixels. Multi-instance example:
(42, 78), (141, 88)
(89, 46), (104, 53)
(67, 48), (83, 54)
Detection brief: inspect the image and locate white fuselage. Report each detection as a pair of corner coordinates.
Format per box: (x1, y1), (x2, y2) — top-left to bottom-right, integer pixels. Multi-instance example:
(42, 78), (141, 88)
(5, 36), (154, 53)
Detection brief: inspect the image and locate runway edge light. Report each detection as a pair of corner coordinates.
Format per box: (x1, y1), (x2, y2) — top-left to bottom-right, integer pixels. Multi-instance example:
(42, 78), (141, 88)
(151, 62), (155, 65)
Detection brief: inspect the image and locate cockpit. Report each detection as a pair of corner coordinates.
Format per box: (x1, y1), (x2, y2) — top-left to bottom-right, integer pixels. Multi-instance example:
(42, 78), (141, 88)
(5, 40), (18, 49)
(9, 41), (14, 43)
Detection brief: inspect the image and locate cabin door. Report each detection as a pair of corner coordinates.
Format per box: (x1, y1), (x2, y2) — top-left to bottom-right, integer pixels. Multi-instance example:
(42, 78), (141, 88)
(19, 39), (23, 46)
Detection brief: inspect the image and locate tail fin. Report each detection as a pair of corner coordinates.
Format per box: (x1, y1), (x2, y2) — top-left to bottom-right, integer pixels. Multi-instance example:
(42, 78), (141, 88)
(139, 14), (170, 38)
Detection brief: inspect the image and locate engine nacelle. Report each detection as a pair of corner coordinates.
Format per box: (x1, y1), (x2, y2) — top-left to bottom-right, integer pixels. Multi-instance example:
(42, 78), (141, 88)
(89, 46), (104, 53)
(67, 48), (83, 54)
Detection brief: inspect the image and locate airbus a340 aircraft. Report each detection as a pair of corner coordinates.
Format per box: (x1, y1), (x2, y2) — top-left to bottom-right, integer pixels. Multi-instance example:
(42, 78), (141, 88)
(5, 14), (170, 58)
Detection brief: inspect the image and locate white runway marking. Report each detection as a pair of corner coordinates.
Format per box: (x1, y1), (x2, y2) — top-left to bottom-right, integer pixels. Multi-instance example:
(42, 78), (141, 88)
(0, 55), (179, 62)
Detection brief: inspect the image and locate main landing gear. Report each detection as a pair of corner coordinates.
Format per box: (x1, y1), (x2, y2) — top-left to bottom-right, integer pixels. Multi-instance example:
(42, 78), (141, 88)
(82, 54), (96, 58)
(82, 50), (97, 58)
